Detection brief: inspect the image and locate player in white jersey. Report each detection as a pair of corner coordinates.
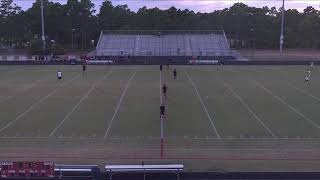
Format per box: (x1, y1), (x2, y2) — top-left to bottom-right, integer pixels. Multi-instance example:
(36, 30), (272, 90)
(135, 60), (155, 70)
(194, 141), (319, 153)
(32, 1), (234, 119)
(311, 62), (315, 68)
(305, 74), (310, 83)
(57, 70), (62, 80)
(307, 69), (311, 77)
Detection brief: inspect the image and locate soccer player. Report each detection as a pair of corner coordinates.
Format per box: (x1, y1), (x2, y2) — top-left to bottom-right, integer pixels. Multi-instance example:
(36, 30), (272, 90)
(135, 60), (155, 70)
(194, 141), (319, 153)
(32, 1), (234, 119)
(305, 74), (310, 83)
(305, 70), (311, 83)
(173, 68), (177, 79)
(162, 84), (168, 98)
(160, 64), (163, 71)
(307, 69), (311, 77)
(167, 64), (169, 70)
(311, 62), (315, 69)
(82, 62), (87, 75)
(160, 104), (166, 119)
(57, 69), (62, 80)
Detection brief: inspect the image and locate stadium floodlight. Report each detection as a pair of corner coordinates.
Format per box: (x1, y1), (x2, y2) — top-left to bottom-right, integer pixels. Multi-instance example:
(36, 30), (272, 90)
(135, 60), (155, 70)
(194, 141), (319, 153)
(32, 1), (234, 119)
(40, 0), (46, 54)
(280, 0), (285, 53)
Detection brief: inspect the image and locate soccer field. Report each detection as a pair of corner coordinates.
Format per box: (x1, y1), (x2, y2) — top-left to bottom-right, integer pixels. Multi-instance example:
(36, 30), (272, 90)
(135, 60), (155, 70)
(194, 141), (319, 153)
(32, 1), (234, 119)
(1, 65), (320, 171)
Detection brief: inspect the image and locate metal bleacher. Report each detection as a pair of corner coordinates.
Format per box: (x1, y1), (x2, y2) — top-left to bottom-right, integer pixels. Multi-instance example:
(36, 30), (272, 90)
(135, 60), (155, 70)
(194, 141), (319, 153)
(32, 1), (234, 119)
(95, 30), (240, 60)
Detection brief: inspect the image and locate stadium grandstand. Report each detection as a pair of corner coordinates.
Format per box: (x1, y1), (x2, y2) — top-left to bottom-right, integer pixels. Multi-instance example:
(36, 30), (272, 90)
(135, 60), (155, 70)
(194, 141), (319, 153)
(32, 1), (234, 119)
(93, 30), (242, 62)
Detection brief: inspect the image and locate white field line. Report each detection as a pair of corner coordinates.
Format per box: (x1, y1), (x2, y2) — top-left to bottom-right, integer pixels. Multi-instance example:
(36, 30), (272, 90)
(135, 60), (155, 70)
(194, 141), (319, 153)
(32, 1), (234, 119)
(214, 69), (276, 137)
(0, 69), (54, 104)
(49, 71), (113, 136)
(0, 146), (317, 152)
(1, 69), (20, 75)
(229, 68), (320, 130)
(0, 96), (11, 99)
(2, 136), (320, 140)
(248, 68), (320, 102)
(246, 68), (320, 104)
(254, 80), (320, 130)
(3, 135), (320, 141)
(103, 72), (136, 138)
(159, 71), (163, 105)
(287, 83), (320, 102)
(0, 96), (13, 104)
(256, 68), (320, 103)
(184, 70), (221, 139)
(0, 73), (81, 133)
(223, 82), (277, 138)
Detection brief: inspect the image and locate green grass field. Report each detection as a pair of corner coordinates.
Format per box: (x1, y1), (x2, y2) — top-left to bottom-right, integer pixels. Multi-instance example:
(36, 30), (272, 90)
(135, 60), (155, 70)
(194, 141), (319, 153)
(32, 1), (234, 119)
(1, 65), (320, 171)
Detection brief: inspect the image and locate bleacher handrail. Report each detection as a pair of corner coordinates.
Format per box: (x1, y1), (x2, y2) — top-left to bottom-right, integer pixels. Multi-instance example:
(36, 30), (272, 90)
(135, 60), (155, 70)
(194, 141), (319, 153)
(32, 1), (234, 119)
(102, 30), (225, 35)
(105, 164), (184, 172)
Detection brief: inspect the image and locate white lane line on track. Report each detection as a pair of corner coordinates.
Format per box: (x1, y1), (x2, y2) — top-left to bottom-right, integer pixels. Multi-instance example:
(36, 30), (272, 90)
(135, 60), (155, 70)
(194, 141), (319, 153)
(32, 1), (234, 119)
(49, 71), (113, 136)
(254, 80), (320, 130)
(104, 72), (136, 138)
(184, 70), (221, 139)
(222, 82), (277, 138)
(0, 73), (81, 133)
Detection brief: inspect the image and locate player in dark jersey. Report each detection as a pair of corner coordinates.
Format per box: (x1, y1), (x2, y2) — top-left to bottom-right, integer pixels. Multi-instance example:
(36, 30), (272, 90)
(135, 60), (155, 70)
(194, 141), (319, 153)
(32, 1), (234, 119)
(173, 69), (177, 79)
(160, 104), (166, 119)
(162, 84), (167, 98)
(82, 63), (87, 75)
(160, 64), (163, 71)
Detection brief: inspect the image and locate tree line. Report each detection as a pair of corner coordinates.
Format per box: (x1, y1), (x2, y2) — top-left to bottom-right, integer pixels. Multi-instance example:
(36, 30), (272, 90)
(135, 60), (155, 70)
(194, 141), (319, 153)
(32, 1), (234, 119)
(0, 0), (319, 54)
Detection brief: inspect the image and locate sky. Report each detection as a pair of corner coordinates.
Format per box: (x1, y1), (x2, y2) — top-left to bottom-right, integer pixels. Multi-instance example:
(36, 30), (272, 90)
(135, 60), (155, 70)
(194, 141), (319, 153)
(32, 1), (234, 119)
(13, 0), (320, 13)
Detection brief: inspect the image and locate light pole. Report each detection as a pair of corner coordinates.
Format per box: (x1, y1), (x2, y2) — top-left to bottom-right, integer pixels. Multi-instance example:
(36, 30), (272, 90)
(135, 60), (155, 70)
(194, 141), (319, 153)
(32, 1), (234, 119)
(71, 29), (76, 49)
(280, 0), (285, 53)
(250, 28), (255, 60)
(40, 0), (46, 54)
(248, 13), (254, 60)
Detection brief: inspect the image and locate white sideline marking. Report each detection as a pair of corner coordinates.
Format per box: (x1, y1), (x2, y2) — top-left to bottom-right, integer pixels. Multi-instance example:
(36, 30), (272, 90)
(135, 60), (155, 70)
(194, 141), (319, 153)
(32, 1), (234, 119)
(0, 74), (81, 133)
(104, 72), (136, 138)
(49, 71), (113, 136)
(159, 71), (163, 105)
(255, 80), (320, 130)
(288, 83), (320, 102)
(224, 83), (277, 138)
(184, 70), (221, 139)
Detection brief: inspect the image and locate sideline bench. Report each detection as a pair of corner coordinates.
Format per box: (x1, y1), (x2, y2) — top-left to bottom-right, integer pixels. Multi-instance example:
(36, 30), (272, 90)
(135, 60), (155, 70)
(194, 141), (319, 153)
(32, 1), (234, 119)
(105, 164), (184, 180)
